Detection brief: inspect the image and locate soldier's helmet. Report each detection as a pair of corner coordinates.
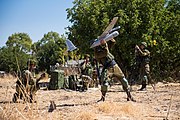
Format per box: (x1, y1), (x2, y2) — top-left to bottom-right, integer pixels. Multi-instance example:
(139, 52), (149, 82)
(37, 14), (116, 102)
(141, 42), (147, 48)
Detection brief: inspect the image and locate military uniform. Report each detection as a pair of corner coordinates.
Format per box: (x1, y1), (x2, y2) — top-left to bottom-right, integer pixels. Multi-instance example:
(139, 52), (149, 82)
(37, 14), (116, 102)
(81, 55), (92, 76)
(92, 68), (99, 87)
(94, 39), (135, 101)
(135, 42), (150, 90)
(13, 60), (45, 103)
(80, 54), (93, 90)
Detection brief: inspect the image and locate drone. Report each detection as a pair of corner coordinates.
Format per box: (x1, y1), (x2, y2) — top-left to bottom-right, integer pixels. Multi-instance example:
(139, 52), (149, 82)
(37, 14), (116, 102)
(90, 17), (120, 48)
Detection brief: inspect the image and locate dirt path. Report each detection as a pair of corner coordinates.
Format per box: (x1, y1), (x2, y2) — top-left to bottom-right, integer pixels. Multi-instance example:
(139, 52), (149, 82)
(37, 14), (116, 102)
(0, 76), (180, 120)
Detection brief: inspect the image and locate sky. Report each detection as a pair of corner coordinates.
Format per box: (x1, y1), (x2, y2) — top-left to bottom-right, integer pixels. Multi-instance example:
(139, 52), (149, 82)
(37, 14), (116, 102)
(0, 0), (74, 47)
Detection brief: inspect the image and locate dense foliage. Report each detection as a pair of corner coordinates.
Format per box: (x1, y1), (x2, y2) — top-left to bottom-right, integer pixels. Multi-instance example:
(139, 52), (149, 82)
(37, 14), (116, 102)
(66, 0), (180, 80)
(0, 0), (179, 81)
(33, 31), (66, 73)
(0, 32), (66, 74)
(0, 33), (32, 72)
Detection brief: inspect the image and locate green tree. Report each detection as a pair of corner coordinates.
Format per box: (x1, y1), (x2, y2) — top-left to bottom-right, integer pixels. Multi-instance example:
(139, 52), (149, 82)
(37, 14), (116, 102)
(67, 0), (180, 80)
(6, 33), (32, 53)
(34, 31), (66, 73)
(0, 47), (16, 72)
(0, 33), (32, 72)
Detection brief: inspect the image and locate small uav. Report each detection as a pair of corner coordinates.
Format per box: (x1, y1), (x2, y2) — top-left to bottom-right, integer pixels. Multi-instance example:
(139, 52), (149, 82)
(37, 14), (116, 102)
(90, 17), (120, 48)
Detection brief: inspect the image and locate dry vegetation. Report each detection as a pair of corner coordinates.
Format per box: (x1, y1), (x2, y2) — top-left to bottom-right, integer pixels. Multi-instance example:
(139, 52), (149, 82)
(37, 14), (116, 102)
(0, 75), (180, 120)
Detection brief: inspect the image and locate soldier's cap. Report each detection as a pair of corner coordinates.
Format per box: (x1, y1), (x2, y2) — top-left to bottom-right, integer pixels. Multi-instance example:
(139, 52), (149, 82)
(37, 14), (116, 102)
(141, 42), (147, 47)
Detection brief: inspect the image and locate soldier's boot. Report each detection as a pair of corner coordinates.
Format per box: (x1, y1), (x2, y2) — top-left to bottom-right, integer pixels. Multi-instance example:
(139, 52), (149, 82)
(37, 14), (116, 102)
(138, 75), (148, 91)
(97, 91), (106, 102)
(126, 89), (136, 102)
(138, 84), (147, 91)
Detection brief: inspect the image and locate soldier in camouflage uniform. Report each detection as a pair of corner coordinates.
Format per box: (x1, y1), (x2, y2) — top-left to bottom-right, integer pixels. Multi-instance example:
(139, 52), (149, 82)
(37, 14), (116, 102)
(12, 60), (45, 103)
(80, 54), (93, 90)
(135, 42), (151, 91)
(81, 54), (92, 76)
(94, 39), (135, 102)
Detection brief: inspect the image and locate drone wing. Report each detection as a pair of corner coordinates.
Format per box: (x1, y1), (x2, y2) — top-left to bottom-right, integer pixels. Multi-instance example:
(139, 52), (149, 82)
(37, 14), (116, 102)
(98, 17), (119, 39)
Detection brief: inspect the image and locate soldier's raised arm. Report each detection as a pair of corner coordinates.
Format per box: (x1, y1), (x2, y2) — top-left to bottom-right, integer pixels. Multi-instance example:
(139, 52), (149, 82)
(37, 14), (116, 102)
(108, 39), (116, 49)
(94, 40), (108, 60)
(135, 42), (150, 56)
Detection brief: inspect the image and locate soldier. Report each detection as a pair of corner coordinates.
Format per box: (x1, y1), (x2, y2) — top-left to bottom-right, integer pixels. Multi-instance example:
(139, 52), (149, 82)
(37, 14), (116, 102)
(80, 54), (92, 90)
(94, 39), (135, 102)
(80, 54), (92, 75)
(13, 60), (45, 103)
(135, 42), (151, 91)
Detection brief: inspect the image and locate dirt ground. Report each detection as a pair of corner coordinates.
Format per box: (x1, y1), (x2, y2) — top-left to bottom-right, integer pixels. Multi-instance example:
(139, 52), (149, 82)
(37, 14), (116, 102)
(0, 75), (180, 120)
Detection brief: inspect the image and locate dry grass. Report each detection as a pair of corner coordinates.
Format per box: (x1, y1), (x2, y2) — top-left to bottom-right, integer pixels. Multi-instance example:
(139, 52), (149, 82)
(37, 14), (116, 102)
(74, 111), (96, 120)
(0, 75), (180, 120)
(96, 101), (136, 114)
(0, 75), (46, 120)
(95, 101), (150, 119)
(96, 101), (115, 113)
(0, 103), (25, 120)
(0, 102), (64, 120)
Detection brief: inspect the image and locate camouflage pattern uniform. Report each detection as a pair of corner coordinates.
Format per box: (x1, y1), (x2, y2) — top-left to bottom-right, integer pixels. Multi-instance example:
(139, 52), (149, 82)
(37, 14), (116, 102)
(80, 54), (93, 90)
(91, 60), (99, 88)
(81, 54), (92, 76)
(13, 60), (44, 103)
(94, 39), (135, 102)
(135, 42), (150, 91)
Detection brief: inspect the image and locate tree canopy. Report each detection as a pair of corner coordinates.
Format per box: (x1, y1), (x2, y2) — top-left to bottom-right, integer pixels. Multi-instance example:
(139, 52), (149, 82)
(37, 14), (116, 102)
(0, 33), (32, 72)
(0, 0), (179, 81)
(33, 31), (66, 73)
(66, 0), (180, 80)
